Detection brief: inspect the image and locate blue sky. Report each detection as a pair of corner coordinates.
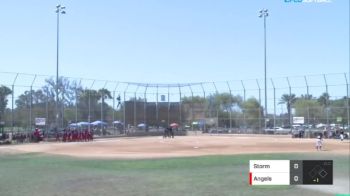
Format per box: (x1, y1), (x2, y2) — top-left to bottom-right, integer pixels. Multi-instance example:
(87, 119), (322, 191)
(0, 0), (348, 84)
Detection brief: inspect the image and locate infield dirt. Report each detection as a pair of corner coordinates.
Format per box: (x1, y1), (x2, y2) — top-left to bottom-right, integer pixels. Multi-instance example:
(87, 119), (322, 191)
(1, 134), (348, 159)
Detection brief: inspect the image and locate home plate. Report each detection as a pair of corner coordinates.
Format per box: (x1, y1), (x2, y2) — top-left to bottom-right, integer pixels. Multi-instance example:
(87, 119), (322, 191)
(193, 146), (199, 149)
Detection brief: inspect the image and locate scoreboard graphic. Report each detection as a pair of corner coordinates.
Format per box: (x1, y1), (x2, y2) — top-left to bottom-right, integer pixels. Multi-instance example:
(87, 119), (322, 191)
(249, 160), (333, 185)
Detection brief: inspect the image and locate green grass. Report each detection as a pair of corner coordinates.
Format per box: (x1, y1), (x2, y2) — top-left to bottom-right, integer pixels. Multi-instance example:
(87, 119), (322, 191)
(0, 153), (348, 196)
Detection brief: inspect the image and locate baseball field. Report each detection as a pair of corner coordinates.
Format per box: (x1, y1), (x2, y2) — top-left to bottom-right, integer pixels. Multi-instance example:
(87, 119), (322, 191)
(0, 135), (349, 196)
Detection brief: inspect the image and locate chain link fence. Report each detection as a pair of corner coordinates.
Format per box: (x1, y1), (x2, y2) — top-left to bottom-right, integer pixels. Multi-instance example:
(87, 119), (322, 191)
(0, 72), (348, 137)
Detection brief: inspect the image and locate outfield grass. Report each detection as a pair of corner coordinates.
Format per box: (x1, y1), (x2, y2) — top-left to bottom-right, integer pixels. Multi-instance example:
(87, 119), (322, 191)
(0, 153), (348, 196)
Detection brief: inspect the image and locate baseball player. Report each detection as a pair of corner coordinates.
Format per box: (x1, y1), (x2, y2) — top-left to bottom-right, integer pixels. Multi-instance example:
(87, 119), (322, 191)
(315, 135), (323, 151)
(340, 131), (344, 141)
(169, 126), (174, 138)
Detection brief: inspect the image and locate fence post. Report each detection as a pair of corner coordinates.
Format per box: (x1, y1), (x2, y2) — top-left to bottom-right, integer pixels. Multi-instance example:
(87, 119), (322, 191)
(156, 85), (159, 130)
(61, 81), (64, 129)
(304, 76), (310, 137)
(112, 90), (115, 134)
(101, 81), (108, 132)
(29, 75), (37, 132)
(256, 79), (262, 133)
(200, 83), (206, 132)
(45, 90), (49, 140)
(344, 74), (349, 131)
(178, 85), (182, 127)
(134, 91), (137, 131)
(112, 82), (119, 135)
(134, 85), (140, 131)
(212, 82), (219, 133)
(167, 85), (170, 125)
(286, 77), (292, 126)
(226, 82), (233, 131)
(189, 85), (194, 133)
(123, 83), (129, 134)
(75, 79), (81, 126)
(323, 74), (329, 125)
(88, 80), (95, 132)
(241, 80), (246, 131)
(270, 78), (276, 129)
(144, 84), (148, 129)
(11, 73), (19, 132)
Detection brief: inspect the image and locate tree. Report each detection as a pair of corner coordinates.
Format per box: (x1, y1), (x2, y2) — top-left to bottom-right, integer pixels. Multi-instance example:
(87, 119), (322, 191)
(33, 89), (47, 104)
(15, 89), (47, 109)
(294, 98), (322, 125)
(300, 94), (313, 100)
(279, 94), (297, 125)
(42, 77), (82, 107)
(15, 90), (31, 109)
(242, 97), (263, 129)
(182, 96), (206, 104)
(213, 93), (242, 112)
(0, 85), (12, 121)
(317, 92), (331, 124)
(211, 93), (242, 127)
(77, 89), (100, 121)
(98, 88), (112, 121)
(13, 89), (50, 127)
(206, 93), (242, 117)
(317, 92), (330, 108)
(329, 96), (348, 125)
(98, 88), (112, 105)
(42, 77), (82, 126)
(75, 88), (113, 122)
(181, 96), (207, 124)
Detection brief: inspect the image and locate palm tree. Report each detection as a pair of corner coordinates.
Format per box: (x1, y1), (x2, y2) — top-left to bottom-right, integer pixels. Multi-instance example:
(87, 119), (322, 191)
(98, 88), (112, 106)
(279, 94), (297, 125)
(98, 88), (112, 121)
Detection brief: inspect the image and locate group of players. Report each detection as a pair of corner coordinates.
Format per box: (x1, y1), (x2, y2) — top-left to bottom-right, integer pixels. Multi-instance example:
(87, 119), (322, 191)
(57, 129), (93, 142)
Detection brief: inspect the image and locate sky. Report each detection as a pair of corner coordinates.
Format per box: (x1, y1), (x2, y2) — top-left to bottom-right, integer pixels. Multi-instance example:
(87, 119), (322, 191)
(0, 0), (348, 115)
(0, 0), (348, 83)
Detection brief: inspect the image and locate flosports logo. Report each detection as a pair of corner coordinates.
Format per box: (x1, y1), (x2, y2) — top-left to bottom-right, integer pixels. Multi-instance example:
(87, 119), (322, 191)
(284, 0), (332, 3)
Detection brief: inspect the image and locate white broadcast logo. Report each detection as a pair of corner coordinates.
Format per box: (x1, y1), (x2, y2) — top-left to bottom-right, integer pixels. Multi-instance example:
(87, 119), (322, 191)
(285, 0), (332, 3)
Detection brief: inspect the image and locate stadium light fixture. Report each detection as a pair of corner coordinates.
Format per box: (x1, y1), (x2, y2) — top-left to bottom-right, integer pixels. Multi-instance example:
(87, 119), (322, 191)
(55, 4), (66, 129)
(259, 9), (268, 130)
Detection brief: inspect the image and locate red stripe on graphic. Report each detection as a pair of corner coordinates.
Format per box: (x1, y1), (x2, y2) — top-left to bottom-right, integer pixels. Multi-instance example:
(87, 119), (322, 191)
(249, 172), (252, 185)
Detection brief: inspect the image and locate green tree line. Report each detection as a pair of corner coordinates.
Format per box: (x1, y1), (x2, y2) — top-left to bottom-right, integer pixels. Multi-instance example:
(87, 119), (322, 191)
(0, 79), (348, 130)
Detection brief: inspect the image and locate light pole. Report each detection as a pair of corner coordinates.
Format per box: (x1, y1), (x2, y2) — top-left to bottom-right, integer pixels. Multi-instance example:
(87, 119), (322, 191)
(55, 5), (66, 130)
(259, 9), (268, 130)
